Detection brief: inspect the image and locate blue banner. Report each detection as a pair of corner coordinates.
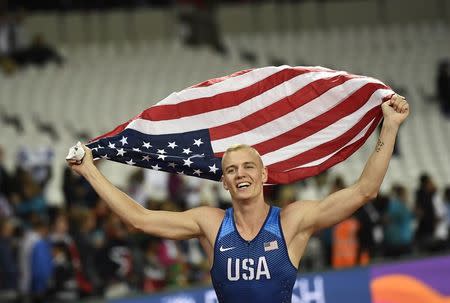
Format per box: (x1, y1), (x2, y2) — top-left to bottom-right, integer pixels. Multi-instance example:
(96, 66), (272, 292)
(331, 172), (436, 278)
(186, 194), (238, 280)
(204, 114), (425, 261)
(111, 267), (371, 303)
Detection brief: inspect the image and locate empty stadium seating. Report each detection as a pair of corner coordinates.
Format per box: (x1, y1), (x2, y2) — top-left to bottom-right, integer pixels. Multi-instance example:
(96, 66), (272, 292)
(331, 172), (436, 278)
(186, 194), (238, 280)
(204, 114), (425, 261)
(1, 21), (449, 203)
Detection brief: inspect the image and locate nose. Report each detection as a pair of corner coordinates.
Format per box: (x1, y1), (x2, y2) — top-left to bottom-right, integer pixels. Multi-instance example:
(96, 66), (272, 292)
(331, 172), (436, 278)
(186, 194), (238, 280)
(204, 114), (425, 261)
(236, 165), (246, 177)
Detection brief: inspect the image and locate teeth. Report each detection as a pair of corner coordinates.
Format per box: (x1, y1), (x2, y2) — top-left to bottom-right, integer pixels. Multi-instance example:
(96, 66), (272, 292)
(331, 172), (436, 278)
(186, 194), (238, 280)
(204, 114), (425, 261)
(237, 182), (250, 188)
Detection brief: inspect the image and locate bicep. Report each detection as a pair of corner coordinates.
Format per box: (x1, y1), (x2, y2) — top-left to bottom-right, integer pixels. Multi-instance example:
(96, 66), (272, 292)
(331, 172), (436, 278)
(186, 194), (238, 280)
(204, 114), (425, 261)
(137, 208), (203, 240)
(311, 183), (370, 231)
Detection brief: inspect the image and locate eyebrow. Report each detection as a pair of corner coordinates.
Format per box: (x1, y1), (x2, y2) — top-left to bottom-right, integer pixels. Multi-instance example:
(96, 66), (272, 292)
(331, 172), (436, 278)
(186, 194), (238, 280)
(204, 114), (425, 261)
(224, 161), (257, 171)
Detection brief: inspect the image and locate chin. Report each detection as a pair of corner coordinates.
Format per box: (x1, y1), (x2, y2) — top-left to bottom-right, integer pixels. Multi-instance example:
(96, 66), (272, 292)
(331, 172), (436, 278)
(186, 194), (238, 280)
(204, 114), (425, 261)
(234, 191), (256, 201)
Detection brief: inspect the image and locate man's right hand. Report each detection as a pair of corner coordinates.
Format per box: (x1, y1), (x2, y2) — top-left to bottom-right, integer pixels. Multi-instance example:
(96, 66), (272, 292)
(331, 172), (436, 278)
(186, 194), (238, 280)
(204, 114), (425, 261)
(66, 145), (95, 177)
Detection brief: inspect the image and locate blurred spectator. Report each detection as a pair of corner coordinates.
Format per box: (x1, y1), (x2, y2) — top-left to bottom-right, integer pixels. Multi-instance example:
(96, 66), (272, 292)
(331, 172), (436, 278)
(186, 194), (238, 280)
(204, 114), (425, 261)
(332, 215), (360, 268)
(0, 10), (29, 74)
(95, 215), (133, 299)
(16, 146), (53, 190)
(49, 211), (79, 302)
(444, 186), (450, 247)
(127, 169), (148, 206)
(1, 9), (64, 74)
(69, 207), (98, 298)
(14, 169), (48, 220)
(15, 33), (64, 68)
(157, 201), (189, 288)
(414, 173), (438, 251)
(383, 184), (414, 258)
(356, 199), (382, 262)
(18, 216), (54, 303)
(143, 170), (170, 204)
(0, 146), (16, 217)
(320, 175), (345, 267)
(437, 59), (450, 118)
(176, 0), (227, 55)
(0, 217), (19, 303)
(63, 166), (98, 209)
(0, 11), (16, 74)
(329, 176), (369, 268)
(432, 186), (448, 251)
(142, 238), (166, 292)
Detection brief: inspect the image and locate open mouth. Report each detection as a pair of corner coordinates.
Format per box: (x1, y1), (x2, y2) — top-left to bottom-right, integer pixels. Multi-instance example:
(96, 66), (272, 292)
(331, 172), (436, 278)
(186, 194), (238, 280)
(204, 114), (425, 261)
(237, 182), (251, 189)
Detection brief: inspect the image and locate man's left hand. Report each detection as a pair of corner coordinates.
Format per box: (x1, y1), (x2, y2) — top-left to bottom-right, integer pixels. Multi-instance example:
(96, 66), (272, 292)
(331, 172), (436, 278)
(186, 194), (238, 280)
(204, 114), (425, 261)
(381, 94), (410, 126)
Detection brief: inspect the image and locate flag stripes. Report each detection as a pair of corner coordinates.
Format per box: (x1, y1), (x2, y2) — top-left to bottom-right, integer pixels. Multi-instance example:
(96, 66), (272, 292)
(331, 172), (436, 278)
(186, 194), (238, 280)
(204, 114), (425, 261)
(88, 65), (394, 184)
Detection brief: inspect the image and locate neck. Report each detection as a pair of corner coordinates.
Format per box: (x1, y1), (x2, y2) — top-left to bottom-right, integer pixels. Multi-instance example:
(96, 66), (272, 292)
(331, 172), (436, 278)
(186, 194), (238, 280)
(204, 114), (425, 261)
(232, 198), (270, 240)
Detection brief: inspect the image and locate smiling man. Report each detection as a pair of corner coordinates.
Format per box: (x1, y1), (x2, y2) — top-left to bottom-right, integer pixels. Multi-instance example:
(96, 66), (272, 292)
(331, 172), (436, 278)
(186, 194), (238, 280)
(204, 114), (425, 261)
(67, 94), (409, 303)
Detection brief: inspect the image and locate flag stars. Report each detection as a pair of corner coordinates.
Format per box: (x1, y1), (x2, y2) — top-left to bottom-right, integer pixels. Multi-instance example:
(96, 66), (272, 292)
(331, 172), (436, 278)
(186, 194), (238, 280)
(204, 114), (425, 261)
(119, 136), (128, 146)
(183, 158), (193, 167)
(101, 154), (110, 159)
(168, 141), (178, 149)
(168, 162), (177, 168)
(193, 169), (202, 176)
(182, 148), (192, 155)
(142, 142), (152, 149)
(142, 155), (151, 161)
(157, 154), (167, 160)
(116, 148), (126, 156)
(157, 149), (167, 154)
(151, 164), (161, 171)
(126, 159), (136, 166)
(132, 148), (141, 152)
(96, 145), (104, 149)
(108, 142), (116, 149)
(209, 164), (219, 174)
(193, 138), (204, 147)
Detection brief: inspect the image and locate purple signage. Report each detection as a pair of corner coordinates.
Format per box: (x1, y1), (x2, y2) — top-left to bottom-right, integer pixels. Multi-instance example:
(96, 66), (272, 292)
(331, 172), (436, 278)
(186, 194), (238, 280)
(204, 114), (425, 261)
(370, 254), (450, 303)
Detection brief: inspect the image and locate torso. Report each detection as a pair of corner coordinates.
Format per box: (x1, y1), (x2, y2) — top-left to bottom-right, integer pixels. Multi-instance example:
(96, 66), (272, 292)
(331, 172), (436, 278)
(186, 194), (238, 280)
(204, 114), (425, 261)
(198, 202), (312, 271)
(209, 206), (298, 303)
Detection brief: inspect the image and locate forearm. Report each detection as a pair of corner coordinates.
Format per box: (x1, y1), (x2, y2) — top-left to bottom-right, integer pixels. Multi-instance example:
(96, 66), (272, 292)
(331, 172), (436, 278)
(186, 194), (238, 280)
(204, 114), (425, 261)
(357, 121), (399, 197)
(82, 165), (147, 228)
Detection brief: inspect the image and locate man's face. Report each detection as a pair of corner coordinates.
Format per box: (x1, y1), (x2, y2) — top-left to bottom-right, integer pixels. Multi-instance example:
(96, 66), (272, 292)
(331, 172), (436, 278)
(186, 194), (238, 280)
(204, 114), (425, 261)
(221, 148), (267, 201)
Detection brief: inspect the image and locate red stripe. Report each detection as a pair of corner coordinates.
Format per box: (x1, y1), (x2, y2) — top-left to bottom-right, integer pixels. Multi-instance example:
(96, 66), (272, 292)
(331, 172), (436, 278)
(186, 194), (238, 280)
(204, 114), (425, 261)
(267, 112), (382, 184)
(89, 118), (133, 143)
(138, 67), (328, 121)
(267, 106), (380, 173)
(88, 67), (324, 143)
(250, 82), (386, 157)
(189, 69), (254, 88)
(209, 73), (361, 140)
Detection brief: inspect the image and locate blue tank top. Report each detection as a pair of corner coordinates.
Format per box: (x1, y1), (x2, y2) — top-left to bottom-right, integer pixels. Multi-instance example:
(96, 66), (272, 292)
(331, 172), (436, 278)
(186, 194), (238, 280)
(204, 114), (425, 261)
(211, 206), (298, 303)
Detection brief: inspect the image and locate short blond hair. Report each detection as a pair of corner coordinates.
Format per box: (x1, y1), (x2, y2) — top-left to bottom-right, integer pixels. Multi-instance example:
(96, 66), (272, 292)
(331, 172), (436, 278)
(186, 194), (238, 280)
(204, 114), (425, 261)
(221, 144), (264, 168)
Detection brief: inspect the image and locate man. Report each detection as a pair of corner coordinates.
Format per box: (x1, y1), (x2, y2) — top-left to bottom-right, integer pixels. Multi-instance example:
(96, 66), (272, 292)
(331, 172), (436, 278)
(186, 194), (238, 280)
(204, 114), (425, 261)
(68, 94), (409, 303)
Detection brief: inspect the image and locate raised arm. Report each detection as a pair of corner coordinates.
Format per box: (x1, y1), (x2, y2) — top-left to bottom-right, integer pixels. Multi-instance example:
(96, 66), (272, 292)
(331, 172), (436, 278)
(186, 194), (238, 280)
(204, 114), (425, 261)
(67, 146), (220, 240)
(285, 94), (409, 235)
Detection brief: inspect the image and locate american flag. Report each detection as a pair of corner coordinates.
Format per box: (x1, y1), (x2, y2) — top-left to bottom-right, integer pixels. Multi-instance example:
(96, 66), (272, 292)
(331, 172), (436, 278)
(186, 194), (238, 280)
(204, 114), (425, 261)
(86, 65), (394, 184)
(264, 240), (279, 252)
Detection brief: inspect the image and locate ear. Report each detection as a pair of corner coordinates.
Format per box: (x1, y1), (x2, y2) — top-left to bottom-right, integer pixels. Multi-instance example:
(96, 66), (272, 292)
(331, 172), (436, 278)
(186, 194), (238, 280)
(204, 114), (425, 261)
(221, 175), (229, 191)
(262, 167), (268, 184)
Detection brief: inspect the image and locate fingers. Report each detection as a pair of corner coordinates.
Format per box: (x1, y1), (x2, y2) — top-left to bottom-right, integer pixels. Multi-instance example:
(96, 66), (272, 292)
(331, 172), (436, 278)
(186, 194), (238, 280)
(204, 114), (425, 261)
(389, 94), (408, 113)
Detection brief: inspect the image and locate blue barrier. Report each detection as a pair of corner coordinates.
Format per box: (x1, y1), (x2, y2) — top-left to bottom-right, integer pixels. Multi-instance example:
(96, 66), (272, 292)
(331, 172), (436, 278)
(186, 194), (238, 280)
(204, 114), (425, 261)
(111, 255), (450, 303)
(111, 267), (371, 303)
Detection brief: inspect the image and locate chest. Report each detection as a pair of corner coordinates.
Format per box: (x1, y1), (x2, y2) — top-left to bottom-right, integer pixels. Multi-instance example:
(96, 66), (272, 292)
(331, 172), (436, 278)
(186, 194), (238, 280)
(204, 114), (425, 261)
(213, 232), (286, 282)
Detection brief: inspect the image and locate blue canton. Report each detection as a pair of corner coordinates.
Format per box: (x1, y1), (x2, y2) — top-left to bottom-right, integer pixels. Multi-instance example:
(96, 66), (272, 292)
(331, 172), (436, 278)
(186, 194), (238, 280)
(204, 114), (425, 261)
(87, 128), (222, 180)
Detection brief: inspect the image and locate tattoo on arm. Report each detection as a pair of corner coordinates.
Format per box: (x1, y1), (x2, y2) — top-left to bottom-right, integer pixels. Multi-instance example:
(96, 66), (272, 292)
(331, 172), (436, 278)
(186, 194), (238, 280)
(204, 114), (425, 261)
(375, 139), (384, 152)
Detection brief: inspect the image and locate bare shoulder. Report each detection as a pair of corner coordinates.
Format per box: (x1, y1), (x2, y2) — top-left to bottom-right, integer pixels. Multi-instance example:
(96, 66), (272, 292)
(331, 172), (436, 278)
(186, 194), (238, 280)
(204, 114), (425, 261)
(189, 206), (225, 246)
(188, 206), (225, 226)
(280, 200), (318, 220)
(280, 200), (319, 235)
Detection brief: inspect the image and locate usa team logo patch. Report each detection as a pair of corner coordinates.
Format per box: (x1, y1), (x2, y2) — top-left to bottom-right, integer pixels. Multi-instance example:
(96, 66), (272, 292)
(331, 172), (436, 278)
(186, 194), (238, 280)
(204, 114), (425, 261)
(264, 240), (279, 252)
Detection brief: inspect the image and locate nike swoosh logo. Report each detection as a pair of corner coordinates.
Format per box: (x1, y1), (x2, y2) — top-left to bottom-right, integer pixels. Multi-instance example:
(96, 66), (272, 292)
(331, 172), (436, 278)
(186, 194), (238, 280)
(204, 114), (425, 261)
(219, 245), (236, 252)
